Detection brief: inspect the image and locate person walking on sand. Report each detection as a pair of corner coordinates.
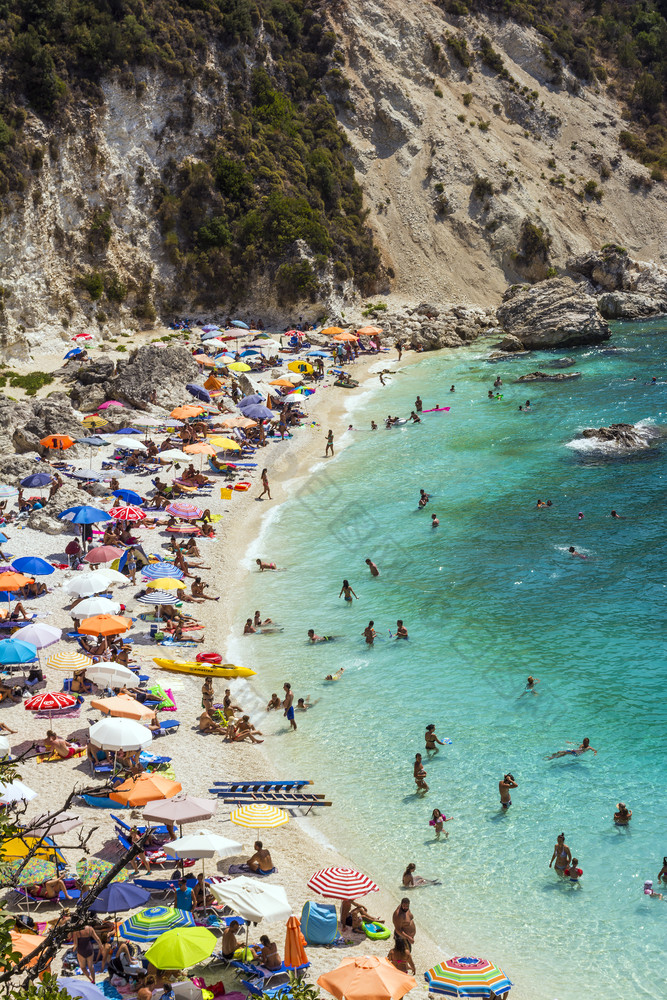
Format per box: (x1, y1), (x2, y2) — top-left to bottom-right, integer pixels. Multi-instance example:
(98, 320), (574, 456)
(499, 773), (517, 809)
(363, 621), (376, 645)
(365, 557), (380, 577)
(392, 898), (415, 949)
(414, 753), (428, 793)
(395, 340), (403, 361)
(325, 429), (334, 457)
(258, 468), (271, 500)
(283, 682), (297, 731)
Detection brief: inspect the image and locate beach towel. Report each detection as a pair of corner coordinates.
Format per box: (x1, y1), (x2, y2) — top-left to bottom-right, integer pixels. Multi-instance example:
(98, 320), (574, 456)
(37, 746), (86, 763)
(227, 863), (276, 877)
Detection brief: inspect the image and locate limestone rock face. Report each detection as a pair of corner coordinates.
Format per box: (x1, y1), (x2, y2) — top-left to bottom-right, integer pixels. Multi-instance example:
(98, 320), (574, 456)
(497, 278), (610, 348)
(70, 344), (200, 409)
(569, 250), (667, 319)
(497, 334), (525, 352)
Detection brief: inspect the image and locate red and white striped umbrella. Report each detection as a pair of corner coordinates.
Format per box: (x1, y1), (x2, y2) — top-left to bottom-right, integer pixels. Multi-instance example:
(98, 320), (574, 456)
(24, 691), (77, 721)
(165, 502), (203, 520)
(109, 506), (146, 522)
(307, 867), (379, 899)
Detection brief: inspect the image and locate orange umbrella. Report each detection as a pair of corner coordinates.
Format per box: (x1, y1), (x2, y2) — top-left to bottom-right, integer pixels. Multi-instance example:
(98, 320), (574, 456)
(40, 435), (75, 449)
(317, 955), (416, 1000)
(8, 930), (46, 969)
(284, 915), (308, 970)
(357, 326), (383, 336)
(192, 355), (216, 367)
(90, 694), (156, 721)
(78, 614), (132, 636)
(321, 327), (345, 336)
(170, 405), (205, 419)
(184, 442), (217, 456)
(268, 379), (297, 388)
(203, 375), (223, 390)
(110, 773), (182, 807)
(332, 332), (358, 342)
(0, 571), (34, 591)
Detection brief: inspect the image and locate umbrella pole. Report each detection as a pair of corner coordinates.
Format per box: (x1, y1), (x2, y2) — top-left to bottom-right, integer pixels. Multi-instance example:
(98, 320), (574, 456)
(201, 857), (206, 918)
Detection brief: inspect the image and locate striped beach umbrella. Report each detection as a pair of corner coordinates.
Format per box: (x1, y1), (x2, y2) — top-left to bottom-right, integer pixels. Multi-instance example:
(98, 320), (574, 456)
(109, 505), (147, 522)
(165, 502), (203, 520)
(120, 906), (195, 942)
(0, 485), (19, 499)
(46, 650), (93, 671)
(230, 804), (289, 838)
(425, 956), (513, 997)
(307, 867), (379, 900)
(137, 591), (178, 606)
(142, 562), (184, 581)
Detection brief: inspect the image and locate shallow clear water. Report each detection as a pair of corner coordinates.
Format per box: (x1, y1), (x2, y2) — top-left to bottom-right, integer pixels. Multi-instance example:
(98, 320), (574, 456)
(230, 320), (667, 999)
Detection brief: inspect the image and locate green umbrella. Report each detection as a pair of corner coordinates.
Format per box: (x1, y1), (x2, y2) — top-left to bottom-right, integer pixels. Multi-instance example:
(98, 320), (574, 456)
(0, 858), (57, 887)
(76, 858), (131, 884)
(119, 906), (195, 942)
(144, 926), (217, 969)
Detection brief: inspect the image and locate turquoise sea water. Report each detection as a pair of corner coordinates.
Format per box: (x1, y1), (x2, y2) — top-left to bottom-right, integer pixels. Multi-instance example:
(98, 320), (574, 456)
(230, 320), (667, 1000)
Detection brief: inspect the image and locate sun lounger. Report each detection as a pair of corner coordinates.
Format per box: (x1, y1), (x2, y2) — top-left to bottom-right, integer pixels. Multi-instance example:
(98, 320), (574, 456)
(240, 976), (291, 999)
(212, 780), (312, 792)
(12, 885), (81, 911)
(208, 790), (331, 811)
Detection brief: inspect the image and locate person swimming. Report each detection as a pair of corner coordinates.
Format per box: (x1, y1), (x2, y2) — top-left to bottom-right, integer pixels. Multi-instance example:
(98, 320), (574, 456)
(324, 667), (345, 681)
(546, 737), (597, 760)
(568, 546), (587, 559)
(521, 675), (539, 696)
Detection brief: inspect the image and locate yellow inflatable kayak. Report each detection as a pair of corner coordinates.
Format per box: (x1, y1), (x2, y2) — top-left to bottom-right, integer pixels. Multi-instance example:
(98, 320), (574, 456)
(153, 658), (256, 679)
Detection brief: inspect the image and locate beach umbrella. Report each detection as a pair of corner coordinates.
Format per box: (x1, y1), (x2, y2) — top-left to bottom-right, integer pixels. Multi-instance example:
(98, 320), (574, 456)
(115, 439), (148, 452)
(84, 545), (124, 564)
(332, 332), (358, 342)
(170, 405), (204, 420)
(0, 835), (63, 863)
(62, 572), (112, 598)
(217, 416), (257, 429)
(68, 596), (120, 617)
(424, 957), (513, 997)
(238, 393), (264, 407)
(64, 346), (84, 358)
(70, 469), (109, 481)
(183, 442), (217, 458)
(78, 614), (132, 636)
(56, 979), (106, 1000)
(89, 881), (151, 913)
(77, 435), (111, 447)
(164, 829), (242, 910)
(209, 876), (291, 925)
(306, 350), (332, 357)
(227, 362), (251, 372)
(165, 501), (203, 519)
(240, 404), (273, 420)
(208, 436), (241, 451)
(90, 694), (153, 721)
(76, 858), (131, 885)
(89, 717), (152, 751)
(0, 779), (37, 804)
(185, 384), (212, 402)
(285, 915), (309, 970)
(321, 327), (345, 336)
(144, 926), (217, 970)
(20, 473), (52, 489)
(269, 379), (296, 388)
(146, 577), (184, 591)
(40, 435), (75, 449)
(11, 556), (54, 577)
(143, 794), (217, 831)
(113, 427), (142, 435)
(110, 773), (182, 808)
(86, 663), (135, 688)
(46, 650), (92, 671)
(18, 623), (61, 652)
(357, 326), (383, 335)
(201, 328), (220, 338)
(24, 691), (77, 721)
(231, 320), (249, 329)
(0, 485), (18, 499)
(0, 571), (33, 592)
(200, 339), (226, 350)
(120, 906), (195, 943)
(0, 858), (57, 889)
(317, 956), (416, 1000)
(157, 449), (191, 462)
(230, 804), (289, 839)
(25, 811), (83, 837)
(113, 489), (143, 504)
(137, 591), (178, 607)
(9, 929), (47, 966)
(58, 505), (111, 525)
(0, 637), (37, 665)
(240, 348), (261, 357)
(307, 867), (379, 900)
(98, 400), (124, 410)
(287, 361), (313, 374)
(142, 562), (184, 581)
(192, 354), (216, 367)
(109, 505), (146, 522)
(81, 415), (108, 428)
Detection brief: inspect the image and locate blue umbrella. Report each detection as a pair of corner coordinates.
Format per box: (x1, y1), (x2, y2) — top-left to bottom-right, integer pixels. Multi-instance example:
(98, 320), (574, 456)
(202, 325), (220, 333)
(238, 394), (264, 408)
(240, 349), (261, 357)
(306, 350), (332, 357)
(113, 489), (143, 505)
(114, 427), (142, 435)
(200, 330), (220, 340)
(241, 404), (274, 420)
(20, 473), (52, 489)
(142, 562), (184, 581)
(185, 384), (212, 403)
(0, 638), (38, 665)
(11, 557), (54, 577)
(231, 320), (249, 329)
(58, 505), (112, 525)
(64, 347), (84, 359)
(89, 881), (151, 913)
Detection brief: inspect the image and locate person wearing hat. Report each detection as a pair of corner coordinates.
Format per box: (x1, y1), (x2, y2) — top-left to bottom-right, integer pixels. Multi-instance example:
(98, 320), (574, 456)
(643, 880), (663, 900)
(614, 802), (632, 825)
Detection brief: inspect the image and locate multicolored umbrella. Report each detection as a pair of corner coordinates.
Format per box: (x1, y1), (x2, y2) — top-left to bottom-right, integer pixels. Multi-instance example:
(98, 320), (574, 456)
(120, 906), (195, 942)
(165, 502), (203, 520)
(46, 650), (93, 671)
(307, 867), (379, 900)
(0, 858), (58, 887)
(76, 858), (131, 885)
(109, 506), (147, 522)
(425, 957), (513, 997)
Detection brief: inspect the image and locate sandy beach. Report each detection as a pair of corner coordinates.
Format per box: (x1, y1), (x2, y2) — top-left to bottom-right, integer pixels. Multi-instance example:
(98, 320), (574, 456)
(0, 338), (441, 997)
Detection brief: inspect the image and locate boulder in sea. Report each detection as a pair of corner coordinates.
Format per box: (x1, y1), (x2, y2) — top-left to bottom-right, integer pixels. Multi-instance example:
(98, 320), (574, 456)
(597, 291), (667, 320)
(517, 370), (582, 381)
(569, 248), (667, 318)
(580, 423), (659, 448)
(497, 334), (525, 353)
(497, 277), (611, 348)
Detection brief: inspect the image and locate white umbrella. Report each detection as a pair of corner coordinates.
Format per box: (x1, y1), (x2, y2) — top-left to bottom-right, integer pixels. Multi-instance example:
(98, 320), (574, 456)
(116, 439), (148, 452)
(63, 569), (126, 597)
(69, 596), (121, 617)
(164, 829), (242, 910)
(86, 663), (135, 688)
(0, 735), (10, 758)
(209, 875), (292, 923)
(0, 779), (38, 804)
(88, 717), (152, 751)
(157, 449), (190, 462)
(18, 623), (62, 649)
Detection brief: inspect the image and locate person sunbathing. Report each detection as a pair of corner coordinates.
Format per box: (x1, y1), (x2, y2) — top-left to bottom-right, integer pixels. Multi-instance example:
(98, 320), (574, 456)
(3, 601), (31, 621)
(254, 935), (281, 970)
(191, 577), (219, 601)
(199, 709), (225, 734)
(43, 731), (80, 758)
(233, 715), (264, 744)
(26, 877), (77, 901)
(20, 581), (48, 598)
(86, 742), (112, 767)
(0, 680), (23, 703)
(247, 841), (274, 873)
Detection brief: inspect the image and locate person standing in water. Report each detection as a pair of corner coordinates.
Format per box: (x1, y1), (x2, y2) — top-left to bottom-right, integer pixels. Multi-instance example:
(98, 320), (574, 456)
(499, 773), (517, 809)
(395, 620), (408, 639)
(365, 558), (380, 577)
(413, 754), (428, 793)
(325, 430), (334, 457)
(415, 396), (423, 412)
(431, 513), (439, 528)
(425, 724), (446, 753)
(521, 675), (539, 696)
(283, 682), (296, 731)
(363, 621), (376, 645)
(549, 833), (572, 876)
(339, 579), (358, 602)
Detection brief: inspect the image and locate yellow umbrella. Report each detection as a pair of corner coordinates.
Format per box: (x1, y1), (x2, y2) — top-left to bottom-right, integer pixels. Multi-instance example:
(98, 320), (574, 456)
(90, 694), (156, 721)
(146, 577), (183, 591)
(208, 436), (242, 451)
(227, 362), (251, 372)
(287, 361), (313, 374)
(0, 837), (65, 863)
(230, 804), (289, 836)
(46, 650), (93, 671)
(82, 415), (108, 427)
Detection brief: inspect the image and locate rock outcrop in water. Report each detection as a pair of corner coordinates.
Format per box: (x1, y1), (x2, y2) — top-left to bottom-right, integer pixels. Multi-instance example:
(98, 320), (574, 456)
(517, 370), (581, 381)
(496, 277), (611, 348)
(580, 422), (657, 448)
(569, 249), (667, 320)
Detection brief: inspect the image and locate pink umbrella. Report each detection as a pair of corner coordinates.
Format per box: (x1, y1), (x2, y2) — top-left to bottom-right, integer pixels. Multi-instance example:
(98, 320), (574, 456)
(307, 867), (379, 899)
(98, 401), (124, 410)
(165, 502), (203, 520)
(84, 545), (124, 564)
(109, 506), (147, 522)
(24, 691), (77, 722)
